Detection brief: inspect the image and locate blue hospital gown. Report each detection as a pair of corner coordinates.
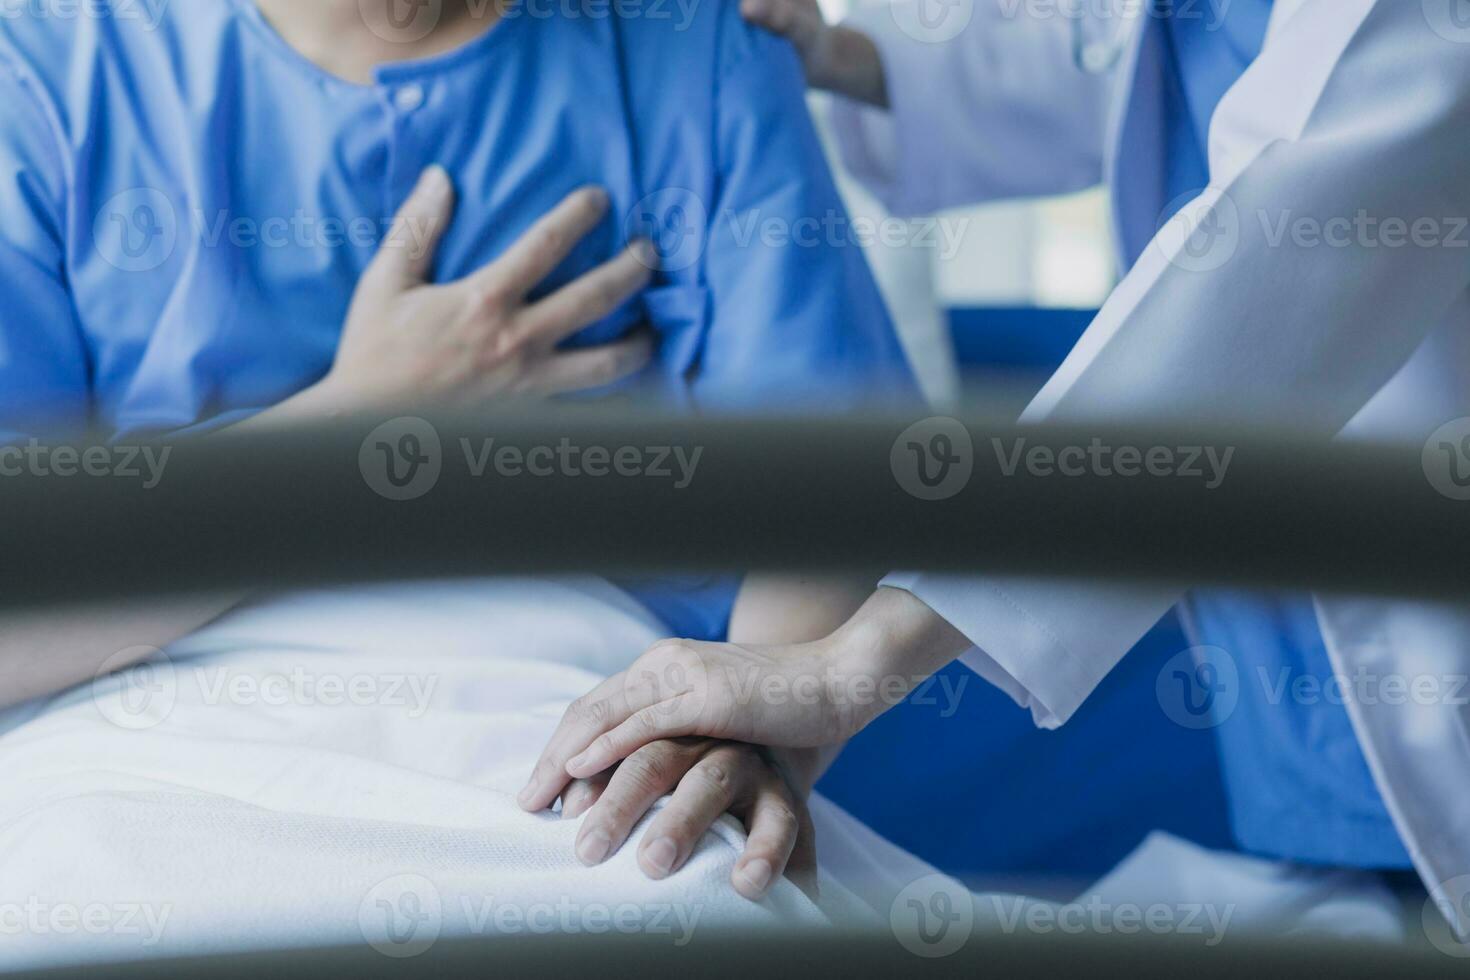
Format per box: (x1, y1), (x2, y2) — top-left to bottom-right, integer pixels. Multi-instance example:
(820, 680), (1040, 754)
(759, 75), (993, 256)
(0, 0), (911, 637)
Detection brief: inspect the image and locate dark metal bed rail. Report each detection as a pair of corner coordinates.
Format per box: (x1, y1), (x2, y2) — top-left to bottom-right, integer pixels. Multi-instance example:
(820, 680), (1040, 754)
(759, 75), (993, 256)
(0, 407), (1462, 608)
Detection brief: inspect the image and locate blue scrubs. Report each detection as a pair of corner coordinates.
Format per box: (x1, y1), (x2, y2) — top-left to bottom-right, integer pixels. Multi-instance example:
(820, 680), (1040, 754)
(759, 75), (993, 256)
(1157, 1), (1411, 868)
(0, 0), (912, 640)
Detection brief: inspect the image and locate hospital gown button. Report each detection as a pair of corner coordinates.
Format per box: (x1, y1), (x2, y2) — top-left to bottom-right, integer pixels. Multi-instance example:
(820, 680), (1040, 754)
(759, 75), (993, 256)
(392, 85), (426, 112)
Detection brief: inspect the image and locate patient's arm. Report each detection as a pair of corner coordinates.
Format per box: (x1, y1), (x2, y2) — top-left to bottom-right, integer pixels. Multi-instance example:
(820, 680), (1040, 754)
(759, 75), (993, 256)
(728, 573), (874, 782)
(0, 593), (243, 710)
(728, 573), (875, 646)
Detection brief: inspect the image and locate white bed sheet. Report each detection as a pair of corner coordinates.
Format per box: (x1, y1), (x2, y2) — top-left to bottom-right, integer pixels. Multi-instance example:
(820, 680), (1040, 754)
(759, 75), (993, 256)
(0, 577), (1416, 971)
(0, 577), (947, 971)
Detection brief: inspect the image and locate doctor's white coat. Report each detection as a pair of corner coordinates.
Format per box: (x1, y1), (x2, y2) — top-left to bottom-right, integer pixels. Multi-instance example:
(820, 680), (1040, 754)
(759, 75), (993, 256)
(829, 0), (1470, 934)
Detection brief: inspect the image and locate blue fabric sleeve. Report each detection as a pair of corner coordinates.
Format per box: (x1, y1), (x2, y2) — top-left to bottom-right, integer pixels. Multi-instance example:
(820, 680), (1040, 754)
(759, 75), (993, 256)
(694, 20), (916, 410)
(614, 16), (915, 641)
(0, 56), (91, 441)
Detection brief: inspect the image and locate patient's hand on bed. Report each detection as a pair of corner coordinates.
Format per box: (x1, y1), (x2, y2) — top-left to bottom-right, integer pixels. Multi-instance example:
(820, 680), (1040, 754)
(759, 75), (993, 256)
(521, 574), (883, 899)
(521, 588), (972, 876)
(555, 737), (820, 902)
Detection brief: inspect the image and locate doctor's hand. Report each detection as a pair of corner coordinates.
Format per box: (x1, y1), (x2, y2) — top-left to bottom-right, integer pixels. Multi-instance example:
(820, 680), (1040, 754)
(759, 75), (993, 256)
(264, 169), (655, 423)
(740, 0), (888, 107)
(521, 638), (866, 804)
(554, 738), (820, 902)
(520, 589), (972, 795)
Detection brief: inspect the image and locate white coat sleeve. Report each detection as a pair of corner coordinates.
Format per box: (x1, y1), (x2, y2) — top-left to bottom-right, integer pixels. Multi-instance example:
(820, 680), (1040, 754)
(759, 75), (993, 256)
(827, 0), (1111, 215)
(886, 0), (1470, 727)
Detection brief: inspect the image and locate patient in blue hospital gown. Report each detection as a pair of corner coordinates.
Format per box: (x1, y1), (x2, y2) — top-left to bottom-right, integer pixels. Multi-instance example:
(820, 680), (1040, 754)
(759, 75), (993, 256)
(0, 7), (1419, 963)
(0, 0), (913, 640)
